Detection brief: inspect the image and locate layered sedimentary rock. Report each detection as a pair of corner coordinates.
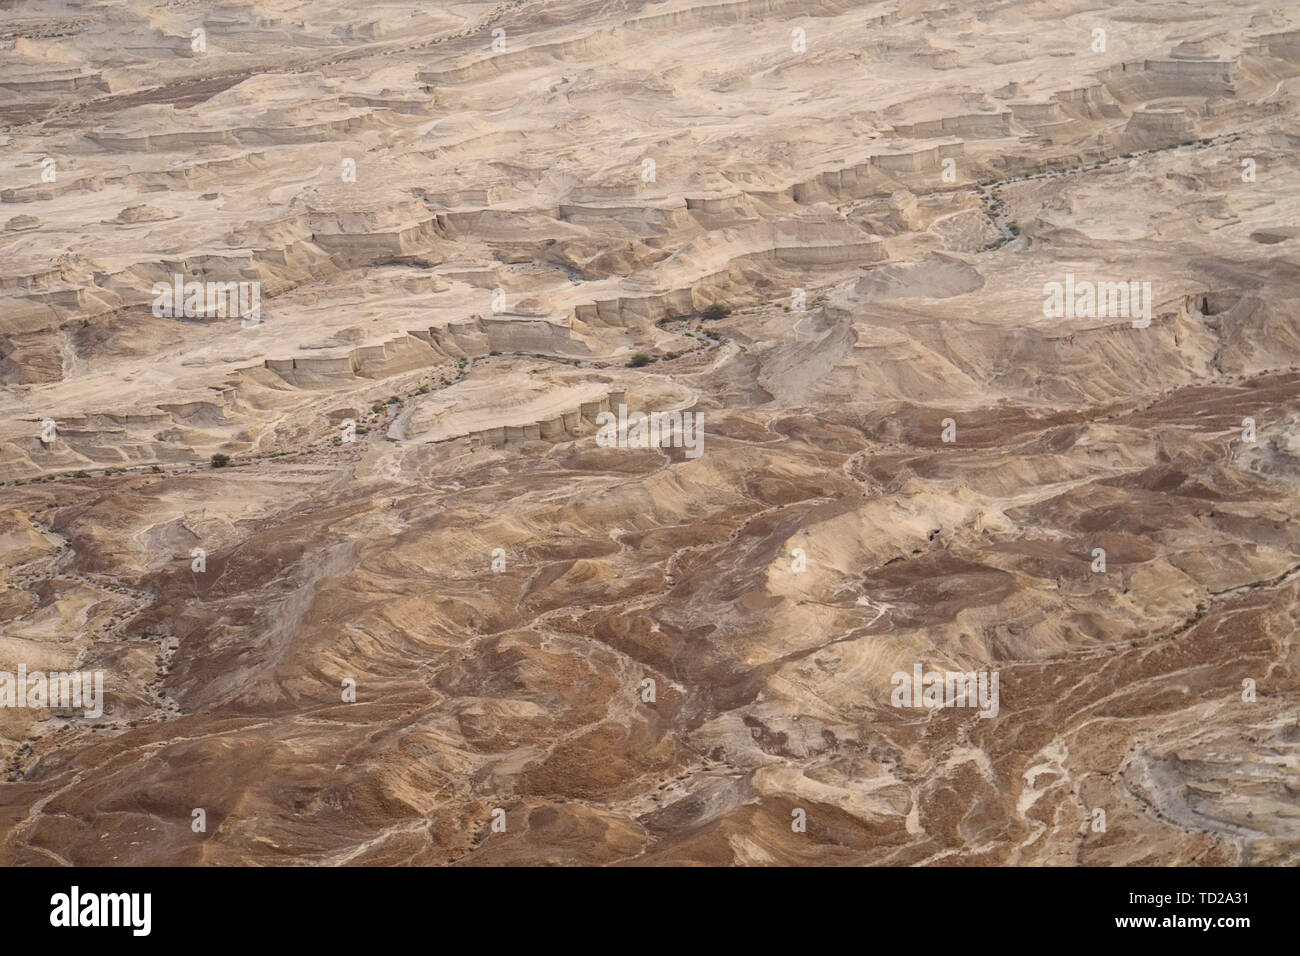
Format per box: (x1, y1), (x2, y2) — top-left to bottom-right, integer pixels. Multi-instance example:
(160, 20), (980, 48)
(0, 0), (1298, 866)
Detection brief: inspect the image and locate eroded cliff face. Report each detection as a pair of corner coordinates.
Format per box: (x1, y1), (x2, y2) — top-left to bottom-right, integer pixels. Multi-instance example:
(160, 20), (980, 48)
(0, 0), (1298, 865)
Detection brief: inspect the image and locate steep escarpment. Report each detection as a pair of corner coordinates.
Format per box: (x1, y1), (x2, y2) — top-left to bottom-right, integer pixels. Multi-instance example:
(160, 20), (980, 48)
(1, 0), (1298, 866)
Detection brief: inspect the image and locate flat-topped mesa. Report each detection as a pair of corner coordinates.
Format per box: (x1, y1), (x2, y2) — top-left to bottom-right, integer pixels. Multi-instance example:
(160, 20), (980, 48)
(419, 316), (593, 360)
(412, 185), (511, 209)
(1051, 83), (1126, 121)
(0, 403), (212, 478)
(772, 218), (886, 266)
(1123, 106), (1199, 139)
(4, 0), (1300, 868)
(1, 254), (99, 295)
(684, 193), (749, 216)
(0, 62), (106, 96)
(1143, 56), (1240, 87)
(1112, 38), (1246, 96)
(471, 387), (628, 450)
(1170, 37), (1238, 61)
(433, 207), (575, 241)
(263, 333), (443, 386)
(557, 198), (692, 232)
(292, 185), (440, 264)
(389, 372), (630, 448)
(570, 217), (886, 326)
(1008, 102), (1067, 125)
(1, 173), (107, 204)
(1006, 101), (1090, 145)
(0, 274), (124, 328)
(1249, 27), (1300, 62)
(87, 100), (389, 153)
(793, 141), (965, 202)
(574, 289), (696, 326)
(891, 112), (1014, 140)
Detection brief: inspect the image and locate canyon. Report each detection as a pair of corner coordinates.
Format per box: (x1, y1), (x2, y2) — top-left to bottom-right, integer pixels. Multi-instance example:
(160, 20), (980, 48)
(0, 0), (1297, 866)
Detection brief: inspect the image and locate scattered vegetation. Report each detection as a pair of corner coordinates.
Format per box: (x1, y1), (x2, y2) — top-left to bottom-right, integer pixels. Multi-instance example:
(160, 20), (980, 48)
(210, 453), (230, 469)
(628, 353), (652, 368)
(701, 303), (731, 322)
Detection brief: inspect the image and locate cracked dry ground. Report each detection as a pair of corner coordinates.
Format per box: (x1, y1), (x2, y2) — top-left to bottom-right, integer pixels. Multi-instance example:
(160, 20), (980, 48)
(2, 0), (1299, 864)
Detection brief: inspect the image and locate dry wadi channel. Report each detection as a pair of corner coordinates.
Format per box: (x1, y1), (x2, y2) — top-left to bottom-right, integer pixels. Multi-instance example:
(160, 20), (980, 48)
(0, 0), (1297, 865)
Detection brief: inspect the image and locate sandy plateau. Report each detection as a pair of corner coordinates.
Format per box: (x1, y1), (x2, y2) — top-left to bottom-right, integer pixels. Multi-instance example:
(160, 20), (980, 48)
(0, 0), (1298, 865)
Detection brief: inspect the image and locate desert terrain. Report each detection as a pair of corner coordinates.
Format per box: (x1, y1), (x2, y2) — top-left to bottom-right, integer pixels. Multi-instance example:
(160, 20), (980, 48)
(0, 0), (1297, 865)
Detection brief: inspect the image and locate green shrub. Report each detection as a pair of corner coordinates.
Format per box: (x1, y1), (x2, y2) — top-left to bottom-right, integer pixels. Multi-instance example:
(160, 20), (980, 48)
(210, 454), (230, 469)
(701, 304), (731, 321)
(628, 353), (652, 368)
